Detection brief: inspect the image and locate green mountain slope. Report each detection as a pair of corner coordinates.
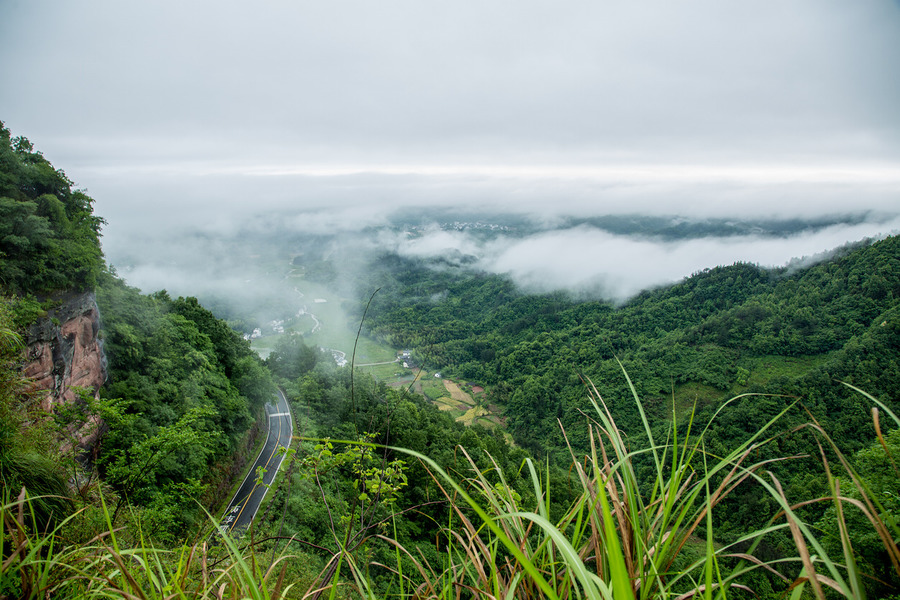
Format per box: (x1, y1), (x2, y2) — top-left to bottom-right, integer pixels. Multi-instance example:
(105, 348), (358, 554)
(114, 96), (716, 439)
(0, 124), (274, 542)
(0, 122), (104, 295)
(360, 236), (899, 450)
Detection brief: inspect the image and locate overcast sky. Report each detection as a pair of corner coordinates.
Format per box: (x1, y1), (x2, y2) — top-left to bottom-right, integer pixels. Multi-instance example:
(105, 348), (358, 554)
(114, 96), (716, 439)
(2, 0), (899, 298)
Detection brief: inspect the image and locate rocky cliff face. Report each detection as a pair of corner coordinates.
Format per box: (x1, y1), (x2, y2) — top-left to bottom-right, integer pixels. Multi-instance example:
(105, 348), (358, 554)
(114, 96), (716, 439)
(23, 291), (107, 451)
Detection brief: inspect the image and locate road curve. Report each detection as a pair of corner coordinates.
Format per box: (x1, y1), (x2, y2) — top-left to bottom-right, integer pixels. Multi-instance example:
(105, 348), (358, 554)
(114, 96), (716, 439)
(218, 389), (292, 535)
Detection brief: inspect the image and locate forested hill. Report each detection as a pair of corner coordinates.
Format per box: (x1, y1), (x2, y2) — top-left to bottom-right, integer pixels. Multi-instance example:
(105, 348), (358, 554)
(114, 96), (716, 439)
(0, 123), (274, 541)
(358, 235), (900, 458)
(0, 122), (104, 296)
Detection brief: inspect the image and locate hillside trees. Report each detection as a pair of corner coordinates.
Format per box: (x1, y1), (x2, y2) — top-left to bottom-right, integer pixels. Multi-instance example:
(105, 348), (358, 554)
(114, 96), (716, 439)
(265, 333), (322, 380)
(0, 124), (277, 538)
(353, 234), (900, 548)
(97, 272), (273, 534)
(0, 123), (107, 530)
(359, 235), (899, 448)
(0, 122), (104, 295)
(262, 363), (563, 582)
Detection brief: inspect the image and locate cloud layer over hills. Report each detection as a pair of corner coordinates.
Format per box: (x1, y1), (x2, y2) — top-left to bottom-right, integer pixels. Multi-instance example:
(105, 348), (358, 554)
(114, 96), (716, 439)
(2, 1), (898, 301)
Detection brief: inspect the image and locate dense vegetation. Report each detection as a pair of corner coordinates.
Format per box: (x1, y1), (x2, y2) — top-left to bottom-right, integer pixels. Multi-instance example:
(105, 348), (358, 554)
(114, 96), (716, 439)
(350, 234), (900, 595)
(94, 276), (274, 537)
(0, 122), (104, 296)
(0, 123), (273, 543)
(0, 122), (108, 536)
(255, 335), (571, 588)
(357, 237), (900, 457)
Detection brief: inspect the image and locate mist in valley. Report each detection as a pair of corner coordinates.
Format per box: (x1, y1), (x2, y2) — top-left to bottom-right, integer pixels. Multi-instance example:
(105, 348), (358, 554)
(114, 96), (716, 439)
(101, 179), (900, 339)
(2, 0), (898, 342)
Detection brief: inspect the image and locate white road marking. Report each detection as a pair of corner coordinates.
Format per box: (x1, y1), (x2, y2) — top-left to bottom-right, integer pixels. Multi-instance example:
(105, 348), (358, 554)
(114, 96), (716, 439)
(216, 389), (293, 537)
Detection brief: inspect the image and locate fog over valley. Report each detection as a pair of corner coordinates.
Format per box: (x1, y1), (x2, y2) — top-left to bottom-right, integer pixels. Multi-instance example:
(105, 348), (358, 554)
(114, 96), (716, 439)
(96, 167), (900, 310)
(105, 193), (900, 324)
(2, 0), (898, 316)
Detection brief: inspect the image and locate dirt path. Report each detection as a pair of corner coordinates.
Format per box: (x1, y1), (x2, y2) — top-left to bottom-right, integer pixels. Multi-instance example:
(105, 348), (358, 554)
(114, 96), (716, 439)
(356, 359), (399, 367)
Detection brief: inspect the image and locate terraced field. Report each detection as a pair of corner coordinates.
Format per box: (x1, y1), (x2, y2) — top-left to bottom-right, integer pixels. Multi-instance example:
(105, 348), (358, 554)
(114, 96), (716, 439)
(415, 378), (502, 428)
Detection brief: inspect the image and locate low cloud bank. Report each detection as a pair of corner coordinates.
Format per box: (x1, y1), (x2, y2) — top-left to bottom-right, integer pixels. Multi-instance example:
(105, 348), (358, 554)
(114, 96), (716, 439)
(389, 217), (900, 301)
(109, 211), (900, 307)
(97, 168), (900, 306)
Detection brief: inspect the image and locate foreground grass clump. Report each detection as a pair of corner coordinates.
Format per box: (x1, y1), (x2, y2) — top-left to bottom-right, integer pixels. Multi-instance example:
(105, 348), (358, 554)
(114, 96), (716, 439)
(380, 374), (797, 600)
(0, 489), (319, 599)
(2, 376), (899, 599)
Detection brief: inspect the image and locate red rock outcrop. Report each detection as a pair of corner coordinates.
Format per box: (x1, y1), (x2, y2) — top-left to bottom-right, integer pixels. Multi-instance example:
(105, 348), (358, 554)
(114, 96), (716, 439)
(22, 292), (107, 452)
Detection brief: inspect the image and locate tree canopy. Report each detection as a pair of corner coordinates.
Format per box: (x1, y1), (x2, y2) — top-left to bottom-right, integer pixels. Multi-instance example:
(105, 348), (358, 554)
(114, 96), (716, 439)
(0, 122), (104, 295)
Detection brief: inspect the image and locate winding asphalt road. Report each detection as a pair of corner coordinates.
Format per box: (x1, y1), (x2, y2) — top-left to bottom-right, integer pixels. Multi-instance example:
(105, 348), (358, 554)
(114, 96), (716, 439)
(218, 389), (293, 535)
